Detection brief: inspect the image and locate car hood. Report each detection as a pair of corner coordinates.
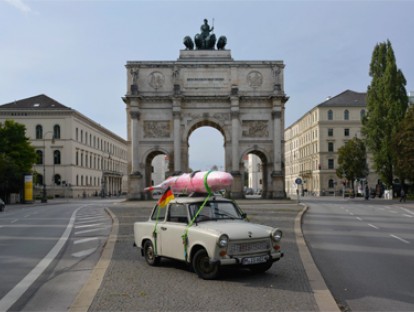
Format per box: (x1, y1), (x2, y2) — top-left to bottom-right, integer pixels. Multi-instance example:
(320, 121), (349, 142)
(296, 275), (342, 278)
(193, 220), (273, 240)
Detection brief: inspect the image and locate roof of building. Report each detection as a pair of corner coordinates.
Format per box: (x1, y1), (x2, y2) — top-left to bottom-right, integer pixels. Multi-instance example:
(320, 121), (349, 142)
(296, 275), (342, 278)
(0, 94), (72, 110)
(317, 89), (366, 107)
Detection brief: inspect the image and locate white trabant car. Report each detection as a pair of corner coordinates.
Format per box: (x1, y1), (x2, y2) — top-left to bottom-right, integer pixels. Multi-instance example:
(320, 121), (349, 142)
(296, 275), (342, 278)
(134, 195), (283, 279)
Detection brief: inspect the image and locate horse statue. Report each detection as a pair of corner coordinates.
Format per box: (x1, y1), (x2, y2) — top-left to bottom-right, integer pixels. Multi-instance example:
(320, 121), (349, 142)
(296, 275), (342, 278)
(216, 36), (227, 50)
(183, 36), (194, 50)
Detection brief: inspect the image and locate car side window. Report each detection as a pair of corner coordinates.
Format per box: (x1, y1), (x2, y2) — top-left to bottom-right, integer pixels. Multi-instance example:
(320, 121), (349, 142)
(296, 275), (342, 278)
(151, 205), (166, 221)
(167, 204), (188, 223)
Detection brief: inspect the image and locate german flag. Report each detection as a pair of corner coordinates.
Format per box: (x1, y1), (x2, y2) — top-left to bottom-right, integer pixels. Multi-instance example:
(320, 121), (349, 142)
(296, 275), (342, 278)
(157, 187), (174, 208)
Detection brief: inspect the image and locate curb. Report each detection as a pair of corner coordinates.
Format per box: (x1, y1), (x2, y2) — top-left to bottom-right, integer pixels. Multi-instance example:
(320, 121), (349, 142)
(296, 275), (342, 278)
(69, 208), (119, 312)
(295, 204), (340, 312)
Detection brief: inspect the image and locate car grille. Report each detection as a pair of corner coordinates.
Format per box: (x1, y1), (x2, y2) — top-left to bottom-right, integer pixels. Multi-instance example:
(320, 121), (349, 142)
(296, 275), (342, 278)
(228, 239), (270, 256)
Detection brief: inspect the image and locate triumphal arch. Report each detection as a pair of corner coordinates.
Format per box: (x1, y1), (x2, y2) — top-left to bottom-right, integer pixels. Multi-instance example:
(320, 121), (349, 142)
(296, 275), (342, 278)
(123, 20), (288, 200)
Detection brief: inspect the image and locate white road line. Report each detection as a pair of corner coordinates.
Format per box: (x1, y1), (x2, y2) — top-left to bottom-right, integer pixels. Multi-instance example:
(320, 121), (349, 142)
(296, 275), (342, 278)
(368, 223), (379, 229)
(74, 237), (99, 245)
(349, 212), (354, 216)
(403, 214), (413, 218)
(390, 234), (410, 244)
(72, 247), (97, 258)
(356, 217), (363, 221)
(24, 214), (31, 218)
(74, 223), (103, 229)
(400, 207), (414, 215)
(75, 226), (109, 235)
(0, 206), (84, 312)
(10, 219), (18, 224)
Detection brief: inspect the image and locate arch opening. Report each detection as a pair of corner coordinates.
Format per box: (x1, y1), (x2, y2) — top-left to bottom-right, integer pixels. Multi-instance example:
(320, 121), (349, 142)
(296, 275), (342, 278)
(241, 150), (268, 198)
(187, 124), (225, 172)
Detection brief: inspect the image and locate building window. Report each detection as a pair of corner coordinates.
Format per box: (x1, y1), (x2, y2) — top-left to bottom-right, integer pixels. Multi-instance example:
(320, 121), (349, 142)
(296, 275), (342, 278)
(327, 110), (333, 120)
(344, 110), (349, 120)
(36, 150), (43, 165)
(37, 174), (44, 186)
(328, 142), (334, 152)
(76, 128), (78, 141)
(54, 174), (61, 185)
(36, 125), (43, 139)
(328, 179), (334, 188)
(328, 128), (334, 136)
(328, 159), (334, 169)
(53, 125), (61, 139)
(76, 151), (79, 166)
(344, 128), (350, 136)
(54, 150), (61, 165)
(360, 109), (366, 120)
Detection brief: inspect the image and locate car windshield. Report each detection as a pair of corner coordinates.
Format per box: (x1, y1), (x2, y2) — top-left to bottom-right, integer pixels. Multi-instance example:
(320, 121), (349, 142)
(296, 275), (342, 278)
(189, 201), (243, 222)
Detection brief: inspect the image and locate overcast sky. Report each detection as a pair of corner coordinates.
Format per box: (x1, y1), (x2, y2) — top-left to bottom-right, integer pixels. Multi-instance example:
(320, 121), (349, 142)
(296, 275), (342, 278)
(1, 0), (413, 171)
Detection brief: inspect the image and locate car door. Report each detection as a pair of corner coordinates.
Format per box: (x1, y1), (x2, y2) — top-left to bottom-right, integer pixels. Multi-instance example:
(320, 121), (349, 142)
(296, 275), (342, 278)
(158, 203), (188, 261)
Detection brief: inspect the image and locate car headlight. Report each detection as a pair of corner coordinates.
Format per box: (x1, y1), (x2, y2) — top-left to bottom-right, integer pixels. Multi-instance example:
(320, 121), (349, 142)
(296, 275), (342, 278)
(271, 229), (283, 242)
(218, 234), (229, 247)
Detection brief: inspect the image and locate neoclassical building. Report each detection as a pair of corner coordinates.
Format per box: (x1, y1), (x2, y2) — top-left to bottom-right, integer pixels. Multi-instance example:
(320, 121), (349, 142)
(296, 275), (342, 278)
(123, 49), (288, 199)
(284, 90), (380, 197)
(0, 94), (128, 199)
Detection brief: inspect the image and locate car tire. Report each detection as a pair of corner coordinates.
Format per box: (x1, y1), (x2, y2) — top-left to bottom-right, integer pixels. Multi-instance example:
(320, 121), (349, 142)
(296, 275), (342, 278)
(143, 240), (160, 266)
(249, 262), (273, 273)
(192, 249), (219, 280)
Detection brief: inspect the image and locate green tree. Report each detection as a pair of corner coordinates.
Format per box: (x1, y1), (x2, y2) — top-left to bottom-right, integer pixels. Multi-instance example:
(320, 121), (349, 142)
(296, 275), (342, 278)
(362, 40), (408, 187)
(393, 106), (414, 183)
(336, 137), (369, 192)
(0, 120), (37, 201)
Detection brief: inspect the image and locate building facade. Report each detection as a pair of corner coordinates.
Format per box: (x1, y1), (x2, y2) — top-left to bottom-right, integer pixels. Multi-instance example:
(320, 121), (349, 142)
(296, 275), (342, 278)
(284, 90), (380, 197)
(0, 94), (128, 200)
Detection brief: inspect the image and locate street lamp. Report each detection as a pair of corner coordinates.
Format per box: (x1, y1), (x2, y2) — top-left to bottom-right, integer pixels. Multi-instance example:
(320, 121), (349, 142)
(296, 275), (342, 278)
(41, 131), (54, 203)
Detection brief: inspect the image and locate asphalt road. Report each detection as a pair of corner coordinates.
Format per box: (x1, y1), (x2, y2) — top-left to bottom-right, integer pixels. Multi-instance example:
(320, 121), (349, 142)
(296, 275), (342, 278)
(302, 197), (414, 311)
(88, 200), (321, 312)
(0, 199), (116, 311)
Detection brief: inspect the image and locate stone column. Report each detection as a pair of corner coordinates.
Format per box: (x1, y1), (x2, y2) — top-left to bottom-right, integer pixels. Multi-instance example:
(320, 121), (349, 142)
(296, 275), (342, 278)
(271, 102), (285, 198)
(230, 95), (243, 198)
(230, 96), (239, 172)
(128, 106), (144, 200)
(173, 98), (182, 172)
(130, 109), (141, 173)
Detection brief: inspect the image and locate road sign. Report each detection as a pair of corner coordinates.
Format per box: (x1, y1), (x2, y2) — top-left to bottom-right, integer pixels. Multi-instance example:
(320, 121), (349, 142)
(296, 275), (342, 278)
(295, 178), (302, 185)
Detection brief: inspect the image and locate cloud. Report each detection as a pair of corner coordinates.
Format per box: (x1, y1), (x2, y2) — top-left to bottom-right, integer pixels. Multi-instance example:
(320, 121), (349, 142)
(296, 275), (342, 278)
(4, 0), (31, 13)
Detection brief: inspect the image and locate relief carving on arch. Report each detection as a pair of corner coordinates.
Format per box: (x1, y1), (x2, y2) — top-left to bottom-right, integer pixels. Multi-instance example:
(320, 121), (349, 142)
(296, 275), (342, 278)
(144, 121), (171, 138)
(242, 120), (269, 138)
(148, 71), (165, 89)
(247, 71), (263, 88)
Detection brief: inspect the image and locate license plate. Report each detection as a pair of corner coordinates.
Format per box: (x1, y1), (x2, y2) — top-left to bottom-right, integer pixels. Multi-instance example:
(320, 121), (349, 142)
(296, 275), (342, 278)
(242, 255), (269, 265)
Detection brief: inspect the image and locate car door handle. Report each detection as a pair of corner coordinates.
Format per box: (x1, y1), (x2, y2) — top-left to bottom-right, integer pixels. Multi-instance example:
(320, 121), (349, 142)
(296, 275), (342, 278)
(161, 227), (167, 231)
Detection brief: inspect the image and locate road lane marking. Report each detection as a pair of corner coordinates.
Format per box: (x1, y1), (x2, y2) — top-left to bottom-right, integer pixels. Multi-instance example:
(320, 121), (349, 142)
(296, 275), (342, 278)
(390, 234), (410, 244)
(0, 206), (85, 312)
(368, 224), (379, 229)
(356, 217), (363, 221)
(10, 219), (18, 224)
(74, 223), (103, 229)
(72, 247), (97, 258)
(74, 237), (99, 245)
(75, 226), (109, 235)
(403, 214), (413, 218)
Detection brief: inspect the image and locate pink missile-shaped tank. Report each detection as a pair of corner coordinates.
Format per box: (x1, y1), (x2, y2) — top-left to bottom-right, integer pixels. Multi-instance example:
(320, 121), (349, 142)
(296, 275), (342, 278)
(144, 170), (233, 194)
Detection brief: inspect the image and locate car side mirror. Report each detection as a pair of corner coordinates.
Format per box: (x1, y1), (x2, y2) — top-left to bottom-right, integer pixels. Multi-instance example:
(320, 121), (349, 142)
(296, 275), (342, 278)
(241, 213), (247, 219)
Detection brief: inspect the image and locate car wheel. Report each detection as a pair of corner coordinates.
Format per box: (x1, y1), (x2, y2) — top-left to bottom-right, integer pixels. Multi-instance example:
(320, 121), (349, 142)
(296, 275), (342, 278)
(192, 249), (219, 280)
(143, 240), (160, 266)
(249, 262), (273, 273)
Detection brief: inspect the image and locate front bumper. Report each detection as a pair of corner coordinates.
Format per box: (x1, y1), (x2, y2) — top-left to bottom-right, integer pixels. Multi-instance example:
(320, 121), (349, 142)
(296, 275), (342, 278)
(212, 251), (284, 266)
